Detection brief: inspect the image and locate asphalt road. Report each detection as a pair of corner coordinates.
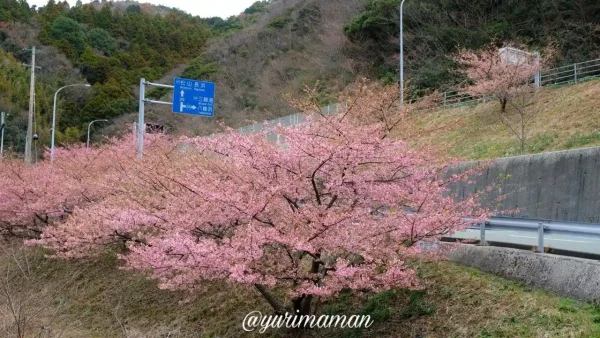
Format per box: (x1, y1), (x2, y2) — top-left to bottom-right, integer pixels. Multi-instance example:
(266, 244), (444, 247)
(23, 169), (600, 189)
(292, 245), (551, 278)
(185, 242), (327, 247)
(450, 228), (600, 256)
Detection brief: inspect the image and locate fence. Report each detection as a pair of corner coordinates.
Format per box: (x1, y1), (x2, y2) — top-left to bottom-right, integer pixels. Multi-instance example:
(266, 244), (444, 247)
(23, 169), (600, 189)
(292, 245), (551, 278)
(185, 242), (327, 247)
(237, 58), (600, 135)
(441, 58), (600, 107)
(467, 216), (600, 254)
(238, 102), (347, 139)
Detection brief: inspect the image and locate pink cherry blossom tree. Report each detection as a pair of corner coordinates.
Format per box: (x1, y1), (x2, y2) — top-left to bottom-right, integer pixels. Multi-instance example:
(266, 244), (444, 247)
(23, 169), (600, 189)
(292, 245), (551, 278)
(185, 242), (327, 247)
(31, 91), (487, 316)
(457, 47), (544, 153)
(0, 134), (169, 238)
(0, 144), (116, 237)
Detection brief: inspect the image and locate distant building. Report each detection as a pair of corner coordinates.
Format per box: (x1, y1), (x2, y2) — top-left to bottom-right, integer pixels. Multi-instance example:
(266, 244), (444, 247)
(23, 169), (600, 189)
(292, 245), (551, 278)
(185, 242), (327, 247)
(499, 47), (541, 87)
(499, 47), (533, 64)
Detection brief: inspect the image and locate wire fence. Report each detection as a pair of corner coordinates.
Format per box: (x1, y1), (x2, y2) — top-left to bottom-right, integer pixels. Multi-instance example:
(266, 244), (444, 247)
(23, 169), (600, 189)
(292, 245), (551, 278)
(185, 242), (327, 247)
(238, 58), (600, 135)
(440, 58), (600, 108)
(238, 102), (347, 138)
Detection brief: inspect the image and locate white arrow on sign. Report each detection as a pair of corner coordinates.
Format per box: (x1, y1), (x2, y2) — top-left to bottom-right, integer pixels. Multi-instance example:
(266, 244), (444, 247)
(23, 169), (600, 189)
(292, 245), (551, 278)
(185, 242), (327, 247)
(180, 90), (184, 98)
(180, 102), (183, 112)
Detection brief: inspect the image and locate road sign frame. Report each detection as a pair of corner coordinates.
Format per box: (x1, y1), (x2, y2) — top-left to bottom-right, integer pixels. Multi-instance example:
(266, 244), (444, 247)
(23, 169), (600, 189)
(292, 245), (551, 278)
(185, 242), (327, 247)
(137, 77), (215, 158)
(172, 77), (215, 116)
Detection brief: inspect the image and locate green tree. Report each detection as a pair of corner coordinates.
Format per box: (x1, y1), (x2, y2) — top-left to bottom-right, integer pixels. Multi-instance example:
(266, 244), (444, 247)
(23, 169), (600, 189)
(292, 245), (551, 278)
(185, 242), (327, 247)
(182, 57), (219, 80)
(244, 1), (271, 14)
(87, 27), (115, 55)
(0, 0), (33, 22)
(344, 0), (398, 43)
(94, 4), (113, 30)
(79, 46), (111, 84)
(39, 0), (69, 23)
(125, 4), (141, 14)
(50, 16), (87, 53)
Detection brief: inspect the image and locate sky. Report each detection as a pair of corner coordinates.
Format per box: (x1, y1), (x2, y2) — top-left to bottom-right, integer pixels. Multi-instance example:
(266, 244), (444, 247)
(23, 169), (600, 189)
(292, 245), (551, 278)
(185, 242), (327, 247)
(28, 0), (259, 18)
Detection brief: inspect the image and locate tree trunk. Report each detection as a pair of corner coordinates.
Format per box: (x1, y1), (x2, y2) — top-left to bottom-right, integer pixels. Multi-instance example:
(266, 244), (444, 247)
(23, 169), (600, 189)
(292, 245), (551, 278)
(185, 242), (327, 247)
(292, 294), (313, 316)
(520, 114), (525, 154)
(291, 254), (321, 316)
(500, 98), (507, 114)
(254, 284), (286, 315)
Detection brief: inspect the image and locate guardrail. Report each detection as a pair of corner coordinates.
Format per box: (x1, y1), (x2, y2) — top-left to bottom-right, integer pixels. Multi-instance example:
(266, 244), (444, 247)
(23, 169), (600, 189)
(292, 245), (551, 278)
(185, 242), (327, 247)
(465, 216), (600, 253)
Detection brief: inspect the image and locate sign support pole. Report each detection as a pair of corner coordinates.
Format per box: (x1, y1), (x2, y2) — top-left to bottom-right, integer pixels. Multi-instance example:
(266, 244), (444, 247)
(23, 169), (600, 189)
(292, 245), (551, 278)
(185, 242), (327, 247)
(137, 78), (145, 158)
(136, 79), (174, 158)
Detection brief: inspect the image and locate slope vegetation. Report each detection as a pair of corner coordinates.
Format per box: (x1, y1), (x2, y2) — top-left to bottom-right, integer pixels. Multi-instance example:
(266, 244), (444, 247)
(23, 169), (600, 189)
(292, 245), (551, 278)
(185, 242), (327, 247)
(168, 0), (600, 135)
(1, 245), (599, 338)
(394, 80), (600, 160)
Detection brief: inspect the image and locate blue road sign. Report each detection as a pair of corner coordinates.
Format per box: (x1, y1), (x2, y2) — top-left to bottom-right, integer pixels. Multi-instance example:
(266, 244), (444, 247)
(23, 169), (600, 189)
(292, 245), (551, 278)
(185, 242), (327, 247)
(172, 77), (215, 116)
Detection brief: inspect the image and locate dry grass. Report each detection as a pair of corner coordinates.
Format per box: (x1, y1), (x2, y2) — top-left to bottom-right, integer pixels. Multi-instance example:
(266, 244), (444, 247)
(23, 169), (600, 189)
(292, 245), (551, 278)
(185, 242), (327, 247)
(394, 80), (600, 160)
(0, 243), (598, 337)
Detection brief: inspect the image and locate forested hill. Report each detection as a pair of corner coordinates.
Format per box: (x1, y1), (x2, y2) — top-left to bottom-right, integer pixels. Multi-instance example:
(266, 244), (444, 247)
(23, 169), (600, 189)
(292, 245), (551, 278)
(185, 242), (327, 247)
(169, 0), (600, 133)
(344, 0), (600, 94)
(1, 0), (600, 155)
(0, 0), (258, 154)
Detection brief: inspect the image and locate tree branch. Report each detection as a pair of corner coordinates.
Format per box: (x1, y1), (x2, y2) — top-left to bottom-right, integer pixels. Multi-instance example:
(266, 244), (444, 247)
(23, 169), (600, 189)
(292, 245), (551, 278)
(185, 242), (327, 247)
(254, 284), (286, 315)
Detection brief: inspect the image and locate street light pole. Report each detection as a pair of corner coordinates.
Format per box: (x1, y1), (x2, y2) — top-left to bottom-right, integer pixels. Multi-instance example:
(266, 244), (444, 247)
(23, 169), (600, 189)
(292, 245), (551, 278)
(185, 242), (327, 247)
(25, 46), (36, 164)
(399, 0), (406, 106)
(87, 119), (108, 148)
(51, 84), (91, 161)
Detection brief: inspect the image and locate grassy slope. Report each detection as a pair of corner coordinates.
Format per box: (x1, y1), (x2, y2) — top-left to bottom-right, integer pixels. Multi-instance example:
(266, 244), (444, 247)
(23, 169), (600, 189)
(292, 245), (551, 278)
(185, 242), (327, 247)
(394, 80), (600, 160)
(1, 245), (599, 338)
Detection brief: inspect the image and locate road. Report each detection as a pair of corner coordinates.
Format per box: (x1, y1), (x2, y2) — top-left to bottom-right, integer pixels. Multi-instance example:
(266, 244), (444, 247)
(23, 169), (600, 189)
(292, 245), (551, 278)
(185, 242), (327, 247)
(450, 228), (600, 256)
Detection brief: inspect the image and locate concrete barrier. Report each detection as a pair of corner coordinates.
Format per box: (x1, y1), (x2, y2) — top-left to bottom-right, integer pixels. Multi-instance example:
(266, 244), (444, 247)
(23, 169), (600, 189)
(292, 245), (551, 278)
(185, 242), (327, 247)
(450, 245), (600, 304)
(447, 146), (600, 223)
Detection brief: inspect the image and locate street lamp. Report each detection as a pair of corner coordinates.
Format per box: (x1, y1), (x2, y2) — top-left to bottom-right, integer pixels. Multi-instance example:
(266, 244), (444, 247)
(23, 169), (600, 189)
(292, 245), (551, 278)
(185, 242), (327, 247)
(87, 119), (108, 148)
(51, 84), (91, 161)
(399, 0), (406, 106)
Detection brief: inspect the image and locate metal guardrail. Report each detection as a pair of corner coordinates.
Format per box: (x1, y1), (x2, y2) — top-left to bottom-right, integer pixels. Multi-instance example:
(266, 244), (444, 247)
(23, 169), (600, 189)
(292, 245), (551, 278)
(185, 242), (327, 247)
(466, 216), (600, 253)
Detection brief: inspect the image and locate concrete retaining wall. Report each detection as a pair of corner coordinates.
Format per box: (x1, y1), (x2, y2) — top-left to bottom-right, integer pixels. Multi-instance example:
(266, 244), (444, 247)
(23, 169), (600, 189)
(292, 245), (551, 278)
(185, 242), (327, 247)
(447, 146), (600, 223)
(450, 245), (600, 304)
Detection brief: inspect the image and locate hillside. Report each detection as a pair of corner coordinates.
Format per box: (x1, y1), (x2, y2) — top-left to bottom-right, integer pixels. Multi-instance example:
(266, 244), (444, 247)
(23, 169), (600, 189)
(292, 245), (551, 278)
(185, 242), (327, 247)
(142, 0), (369, 136)
(0, 0), (220, 156)
(1, 0), (600, 152)
(162, 0), (600, 135)
(393, 80), (600, 160)
(1, 244), (599, 338)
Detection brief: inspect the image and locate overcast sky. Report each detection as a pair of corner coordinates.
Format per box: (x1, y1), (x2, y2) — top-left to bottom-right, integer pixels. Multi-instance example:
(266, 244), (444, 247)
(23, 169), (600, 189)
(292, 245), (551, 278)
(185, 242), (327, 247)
(28, 0), (258, 18)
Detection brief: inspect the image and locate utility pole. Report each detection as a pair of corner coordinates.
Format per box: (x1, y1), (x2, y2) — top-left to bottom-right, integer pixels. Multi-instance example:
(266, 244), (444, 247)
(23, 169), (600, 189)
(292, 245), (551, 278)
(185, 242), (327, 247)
(24, 46), (37, 165)
(0, 111), (5, 158)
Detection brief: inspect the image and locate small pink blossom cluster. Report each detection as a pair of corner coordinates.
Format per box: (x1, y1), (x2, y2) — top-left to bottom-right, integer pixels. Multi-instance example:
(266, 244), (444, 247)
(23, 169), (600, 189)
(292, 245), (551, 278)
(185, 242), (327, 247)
(457, 48), (539, 105)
